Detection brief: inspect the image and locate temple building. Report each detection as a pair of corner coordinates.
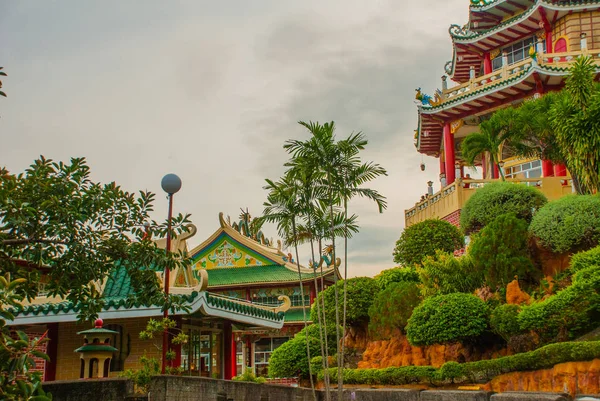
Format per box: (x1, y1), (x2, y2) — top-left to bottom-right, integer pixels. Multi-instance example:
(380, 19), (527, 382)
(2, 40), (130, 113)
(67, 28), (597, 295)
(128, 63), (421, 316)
(8, 212), (336, 381)
(408, 0), (600, 228)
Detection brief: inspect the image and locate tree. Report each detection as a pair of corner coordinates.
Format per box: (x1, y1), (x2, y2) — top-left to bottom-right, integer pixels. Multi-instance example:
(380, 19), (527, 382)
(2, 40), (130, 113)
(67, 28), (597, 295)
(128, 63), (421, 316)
(374, 266), (420, 291)
(418, 251), (483, 298)
(393, 219), (464, 266)
(469, 213), (537, 289)
(368, 281), (421, 339)
(0, 157), (192, 400)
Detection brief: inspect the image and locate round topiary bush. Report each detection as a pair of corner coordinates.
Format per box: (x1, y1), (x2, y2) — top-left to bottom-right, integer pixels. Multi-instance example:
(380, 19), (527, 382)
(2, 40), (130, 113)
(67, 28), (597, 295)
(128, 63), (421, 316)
(311, 277), (380, 327)
(570, 245), (600, 273)
(406, 293), (489, 346)
(393, 219), (464, 266)
(374, 266), (419, 290)
(490, 304), (522, 341)
(368, 281), (421, 338)
(460, 182), (547, 234)
(529, 195), (600, 254)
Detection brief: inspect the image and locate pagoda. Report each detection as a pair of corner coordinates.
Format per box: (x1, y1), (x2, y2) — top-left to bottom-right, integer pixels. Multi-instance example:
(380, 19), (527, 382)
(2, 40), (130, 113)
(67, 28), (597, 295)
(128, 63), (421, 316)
(408, 0), (600, 228)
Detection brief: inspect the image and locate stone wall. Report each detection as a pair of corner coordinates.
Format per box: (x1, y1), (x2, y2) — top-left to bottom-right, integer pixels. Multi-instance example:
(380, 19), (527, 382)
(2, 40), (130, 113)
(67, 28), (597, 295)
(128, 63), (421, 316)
(552, 11), (600, 53)
(42, 378), (133, 401)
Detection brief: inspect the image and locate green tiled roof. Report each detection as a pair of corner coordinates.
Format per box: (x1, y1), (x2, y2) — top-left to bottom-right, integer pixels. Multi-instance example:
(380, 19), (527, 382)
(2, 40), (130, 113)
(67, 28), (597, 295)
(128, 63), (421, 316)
(205, 293), (284, 322)
(77, 327), (119, 335)
(75, 344), (118, 353)
(284, 308), (312, 323)
(103, 265), (133, 299)
(206, 265), (323, 287)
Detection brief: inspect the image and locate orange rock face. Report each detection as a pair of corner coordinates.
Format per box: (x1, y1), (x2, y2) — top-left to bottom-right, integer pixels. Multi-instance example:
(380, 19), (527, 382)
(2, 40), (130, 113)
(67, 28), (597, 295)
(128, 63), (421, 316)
(487, 359), (600, 396)
(506, 279), (531, 305)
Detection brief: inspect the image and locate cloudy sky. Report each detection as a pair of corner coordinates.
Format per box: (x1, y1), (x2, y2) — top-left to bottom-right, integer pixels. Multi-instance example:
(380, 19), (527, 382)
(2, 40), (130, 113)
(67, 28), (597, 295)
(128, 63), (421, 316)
(0, 1), (468, 277)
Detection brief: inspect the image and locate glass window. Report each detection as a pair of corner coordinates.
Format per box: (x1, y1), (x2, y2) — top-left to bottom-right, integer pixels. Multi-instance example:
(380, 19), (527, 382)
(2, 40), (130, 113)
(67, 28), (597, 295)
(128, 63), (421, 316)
(492, 36), (544, 71)
(253, 337), (290, 377)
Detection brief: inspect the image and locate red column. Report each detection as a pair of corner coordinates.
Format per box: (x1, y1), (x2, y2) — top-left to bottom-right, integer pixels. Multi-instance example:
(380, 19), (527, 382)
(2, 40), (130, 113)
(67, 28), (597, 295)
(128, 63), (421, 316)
(439, 155), (446, 175)
(484, 53), (492, 74)
(224, 321), (234, 380)
(44, 323), (59, 382)
(546, 30), (553, 53)
(493, 164), (500, 179)
(443, 123), (456, 185)
(542, 161), (554, 177)
(460, 166), (465, 180)
(309, 284), (316, 305)
(554, 164), (567, 177)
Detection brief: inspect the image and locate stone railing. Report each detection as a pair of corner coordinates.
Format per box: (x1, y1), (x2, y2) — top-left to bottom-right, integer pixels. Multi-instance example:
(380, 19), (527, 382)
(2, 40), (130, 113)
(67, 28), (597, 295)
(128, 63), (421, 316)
(404, 177), (574, 227)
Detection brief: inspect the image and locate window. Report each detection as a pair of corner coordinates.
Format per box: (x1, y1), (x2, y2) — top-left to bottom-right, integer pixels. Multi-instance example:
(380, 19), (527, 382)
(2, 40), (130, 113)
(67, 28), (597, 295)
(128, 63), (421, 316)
(253, 337), (289, 377)
(492, 36), (544, 71)
(505, 160), (542, 184)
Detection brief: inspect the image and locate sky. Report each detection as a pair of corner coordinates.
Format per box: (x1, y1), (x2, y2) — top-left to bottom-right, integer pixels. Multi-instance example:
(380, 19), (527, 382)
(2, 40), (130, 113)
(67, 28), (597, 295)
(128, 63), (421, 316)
(0, 1), (469, 278)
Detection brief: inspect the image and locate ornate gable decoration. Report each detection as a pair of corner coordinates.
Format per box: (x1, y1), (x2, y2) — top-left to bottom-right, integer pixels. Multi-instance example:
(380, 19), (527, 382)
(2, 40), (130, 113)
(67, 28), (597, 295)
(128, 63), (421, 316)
(192, 234), (274, 271)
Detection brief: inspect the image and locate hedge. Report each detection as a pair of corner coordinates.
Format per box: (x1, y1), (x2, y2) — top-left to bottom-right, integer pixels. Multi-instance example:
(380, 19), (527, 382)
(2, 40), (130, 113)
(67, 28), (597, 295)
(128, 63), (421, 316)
(368, 281), (421, 338)
(374, 267), (420, 290)
(319, 340), (600, 385)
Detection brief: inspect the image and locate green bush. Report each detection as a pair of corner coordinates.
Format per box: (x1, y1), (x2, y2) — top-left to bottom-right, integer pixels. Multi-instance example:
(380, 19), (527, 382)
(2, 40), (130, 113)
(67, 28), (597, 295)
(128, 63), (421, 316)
(368, 281), (421, 338)
(393, 219), (464, 266)
(460, 182), (547, 234)
(233, 369), (266, 383)
(529, 195), (600, 254)
(418, 251), (484, 297)
(569, 245), (600, 273)
(268, 324), (338, 378)
(320, 340), (600, 385)
(311, 277), (380, 327)
(469, 214), (537, 289)
(406, 293), (489, 346)
(518, 265), (600, 343)
(374, 266), (419, 290)
(490, 304), (521, 341)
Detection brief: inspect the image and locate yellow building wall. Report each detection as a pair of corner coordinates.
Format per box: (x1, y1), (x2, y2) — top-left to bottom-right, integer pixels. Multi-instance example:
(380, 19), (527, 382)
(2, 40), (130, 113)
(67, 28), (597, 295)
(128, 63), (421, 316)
(552, 11), (600, 52)
(55, 317), (159, 381)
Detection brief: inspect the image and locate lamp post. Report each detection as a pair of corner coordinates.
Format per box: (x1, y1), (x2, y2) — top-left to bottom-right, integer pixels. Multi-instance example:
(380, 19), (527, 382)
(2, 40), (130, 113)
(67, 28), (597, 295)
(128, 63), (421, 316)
(160, 173), (182, 374)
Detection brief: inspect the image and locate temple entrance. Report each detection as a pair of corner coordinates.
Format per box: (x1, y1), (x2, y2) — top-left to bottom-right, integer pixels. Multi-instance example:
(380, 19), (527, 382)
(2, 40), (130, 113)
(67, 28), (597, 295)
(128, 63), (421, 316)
(180, 321), (223, 379)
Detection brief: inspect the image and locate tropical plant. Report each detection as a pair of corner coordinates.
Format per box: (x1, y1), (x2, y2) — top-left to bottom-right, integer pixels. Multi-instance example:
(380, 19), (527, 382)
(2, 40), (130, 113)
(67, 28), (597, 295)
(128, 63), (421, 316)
(418, 251), (484, 298)
(469, 214), (537, 289)
(393, 219), (464, 266)
(406, 293), (489, 346)
(569, 245), (600, 273)
(460, 181), (547, 234)
(368, 281), (421, 338)
(121, 354), (161, 394)
(374, 266), (420, 290)
(232, 369), (266, 384)
(489, 304), (522, 342)
(529, 195), (600, 254)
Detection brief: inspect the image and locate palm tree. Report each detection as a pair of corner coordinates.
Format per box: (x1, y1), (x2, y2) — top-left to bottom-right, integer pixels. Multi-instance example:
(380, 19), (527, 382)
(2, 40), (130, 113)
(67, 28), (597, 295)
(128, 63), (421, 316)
(461, 107), (519, 181)
(261, 175), (317, 401)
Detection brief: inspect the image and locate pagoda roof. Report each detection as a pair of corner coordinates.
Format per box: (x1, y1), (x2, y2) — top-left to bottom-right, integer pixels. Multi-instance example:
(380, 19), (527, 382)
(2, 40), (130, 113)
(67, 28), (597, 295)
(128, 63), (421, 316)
(205, 265), (324, 288)
(75, 344), (118, 353)
(284, 307), (312, 323)
(416, 60), (600, 156)
(447, 0), (600, 83)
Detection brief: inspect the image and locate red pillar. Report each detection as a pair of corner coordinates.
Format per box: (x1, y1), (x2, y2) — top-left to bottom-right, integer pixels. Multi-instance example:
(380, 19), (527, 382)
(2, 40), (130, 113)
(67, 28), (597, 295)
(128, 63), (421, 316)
(484, 53), (492, 75)
(309, 284), (316, 305)
(542, 161), (555, 177)
(44, 323), (59, 382)
(493, 163), (500, 179)
(224, 322), (235, 380)
(545, 30), (553, 54)
(443, 123), (456, 185)
(554, 164), (567, 177)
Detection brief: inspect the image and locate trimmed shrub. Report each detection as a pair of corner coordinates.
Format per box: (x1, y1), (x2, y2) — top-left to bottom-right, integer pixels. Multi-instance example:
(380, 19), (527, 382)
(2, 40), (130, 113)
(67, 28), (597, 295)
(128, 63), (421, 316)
(469, 213), (537, 289)
(490, 304), (521, 341)
(320, 340), (600, 385)
(460, 182), (547, 234)
(518, 265), (600, 343)
(374, 266), (419, 290)
(406, 293), (489, 346)
(418, 251), (484, 297)
(368, 281), (421, 338)
(393, 219), (464, 266)
(311, 277), (380, 327)
(570, 245), (600, 273)
(529, 195), (600, 254)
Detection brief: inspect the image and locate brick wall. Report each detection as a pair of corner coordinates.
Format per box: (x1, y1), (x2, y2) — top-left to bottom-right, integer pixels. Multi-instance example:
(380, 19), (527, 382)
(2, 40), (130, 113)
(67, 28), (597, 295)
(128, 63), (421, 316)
(55, 317), (159, 381)
(553, 11), (600, 52)
(442, 209), (461, 227)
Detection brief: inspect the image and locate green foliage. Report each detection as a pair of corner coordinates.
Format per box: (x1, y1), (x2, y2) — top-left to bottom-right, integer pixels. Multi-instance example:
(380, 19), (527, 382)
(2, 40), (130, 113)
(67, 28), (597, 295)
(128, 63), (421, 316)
(460, 182), (547, 234)
(393, 219), (464, 266)
(490, 304), (521, 341)
(268, 324), (338, 378)
(121, 355), (160, 394)
(406, 293), (489, 346)
(321, 340), (600, 385)
(374, 266), (419, 290)
(311, 277), (380, 327)
(518, 264), (600, 343)
(470, 214), (536, 289)
(570, 245), (600, 273)
(368, 281), (421, 338)
(529, 195), (600, 254)
(418, 252), (484, 297)
(233, 369), (267, 384)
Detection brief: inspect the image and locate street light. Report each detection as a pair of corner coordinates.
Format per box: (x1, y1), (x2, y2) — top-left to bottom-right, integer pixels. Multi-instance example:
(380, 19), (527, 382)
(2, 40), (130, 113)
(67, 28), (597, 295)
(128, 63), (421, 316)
(161, 173), (182, 374)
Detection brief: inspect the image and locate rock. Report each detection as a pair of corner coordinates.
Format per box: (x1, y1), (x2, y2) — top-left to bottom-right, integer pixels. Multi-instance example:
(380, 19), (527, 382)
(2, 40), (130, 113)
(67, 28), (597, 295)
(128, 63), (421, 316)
(506, 279), (531, 305)
(491, 392), (570, 401)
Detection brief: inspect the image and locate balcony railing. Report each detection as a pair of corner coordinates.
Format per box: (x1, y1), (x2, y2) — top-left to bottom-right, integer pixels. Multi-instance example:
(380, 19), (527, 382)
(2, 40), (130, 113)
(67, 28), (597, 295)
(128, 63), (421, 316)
(404, 177), (574, 227)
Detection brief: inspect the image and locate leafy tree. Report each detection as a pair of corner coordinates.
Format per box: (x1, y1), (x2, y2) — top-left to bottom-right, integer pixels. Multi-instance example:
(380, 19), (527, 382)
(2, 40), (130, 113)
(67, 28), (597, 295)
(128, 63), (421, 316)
(469, 214), (537, 289)
(460, 182), (547, 234)
(418, 251), (483, 298)
(0, 157), (192, 400)
(406, 293), (489, 346)
(529, 195), (600, 254)
(570, 245), (600, 273)
(368, 281), (421, 339)
(374, 266), (420, 290)
(490, 304), (522, 342)
(393, 219), (464, 266)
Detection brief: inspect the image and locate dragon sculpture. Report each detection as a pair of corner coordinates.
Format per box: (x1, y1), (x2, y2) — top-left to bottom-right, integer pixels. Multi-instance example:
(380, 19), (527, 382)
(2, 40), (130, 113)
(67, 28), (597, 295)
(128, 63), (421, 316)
(308, 244), (341, 270)
(415, 88), (443, 107)
(231, 208), (272, 246)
